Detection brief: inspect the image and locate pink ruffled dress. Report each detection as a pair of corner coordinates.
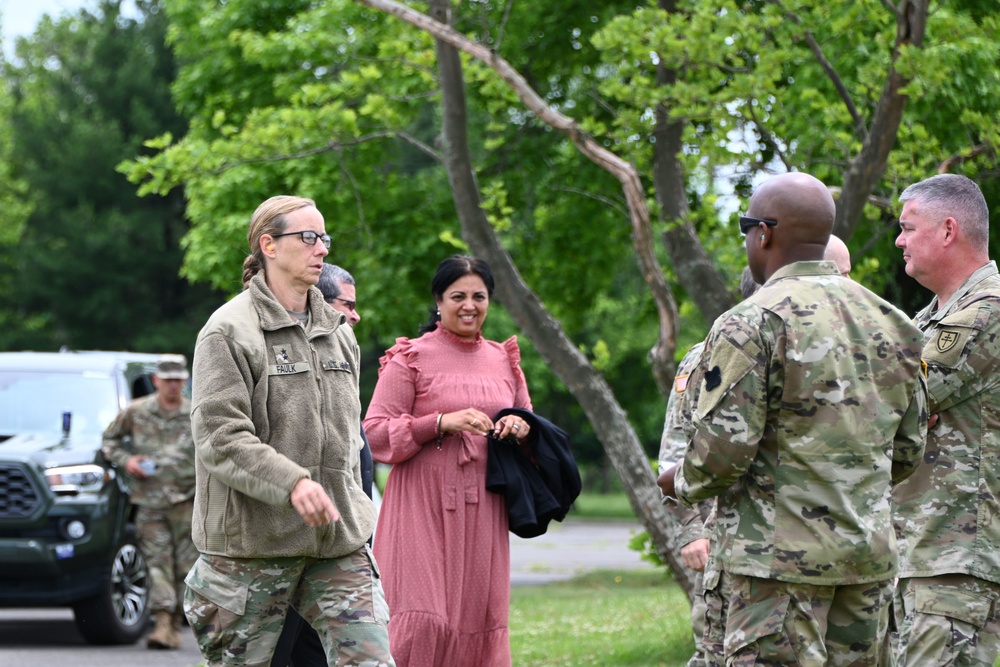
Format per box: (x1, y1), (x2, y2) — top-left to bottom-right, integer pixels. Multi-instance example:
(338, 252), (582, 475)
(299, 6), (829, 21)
(364, 324), (531, 667)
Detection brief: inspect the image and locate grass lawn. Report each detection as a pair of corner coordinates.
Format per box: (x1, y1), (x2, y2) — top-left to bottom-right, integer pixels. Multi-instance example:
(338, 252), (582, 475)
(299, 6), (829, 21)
(570, 492), (638, 521)
(510, 570), (695, 667)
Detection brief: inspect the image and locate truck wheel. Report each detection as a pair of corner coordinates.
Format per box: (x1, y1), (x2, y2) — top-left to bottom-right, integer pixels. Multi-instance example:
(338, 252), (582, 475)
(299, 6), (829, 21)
(72, 532), (150, 644)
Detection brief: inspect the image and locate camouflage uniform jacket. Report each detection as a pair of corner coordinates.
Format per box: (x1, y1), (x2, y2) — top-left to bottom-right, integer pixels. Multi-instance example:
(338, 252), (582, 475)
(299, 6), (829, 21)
(101, 393), (195, 510)
(191, 273), (374, 560)
(675, 261), (928, 585)
(658, 342), (712, 548)
(893, 260), (1000, 584)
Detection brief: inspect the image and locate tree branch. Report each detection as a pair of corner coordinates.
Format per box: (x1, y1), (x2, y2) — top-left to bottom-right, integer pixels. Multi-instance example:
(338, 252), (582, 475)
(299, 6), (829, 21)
(548, 184), (629, 218)
(353, 0), (678, 396)
(937, 143), (993, 174)
(768, 1), (866, 141)
(495, 0), (515, 53)
(359, 0), (694, 598)
(745, 99), (792, 171)
(834, 0), (929, 239)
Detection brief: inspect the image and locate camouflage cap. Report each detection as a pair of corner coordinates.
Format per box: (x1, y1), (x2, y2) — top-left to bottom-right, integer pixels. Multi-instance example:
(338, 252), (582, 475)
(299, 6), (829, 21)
(155, 354), (189, 380)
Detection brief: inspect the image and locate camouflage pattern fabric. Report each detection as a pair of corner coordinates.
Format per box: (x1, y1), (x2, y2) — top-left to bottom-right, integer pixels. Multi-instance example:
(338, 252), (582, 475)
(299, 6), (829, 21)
(138, 500), (198, 614)
(101, 393), (196, 509)
(701, 569), (732, 667)
(891, 261), (1000, 665)
(893, 574), (1000, 667)
(102, 392), (196, 617)
(657, 341), (721, 665)
(686, 579), (707, 667)
(893, 262), (1000, 583)
(658, 342), (705, 473)
(184, 546), (393, 667)
(726, 574), (893, 667)
(675, 260), (928, 585)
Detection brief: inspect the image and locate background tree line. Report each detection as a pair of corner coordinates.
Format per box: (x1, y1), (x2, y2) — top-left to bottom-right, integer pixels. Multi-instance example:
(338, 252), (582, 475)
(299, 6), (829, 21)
(1, 0), (998, 592)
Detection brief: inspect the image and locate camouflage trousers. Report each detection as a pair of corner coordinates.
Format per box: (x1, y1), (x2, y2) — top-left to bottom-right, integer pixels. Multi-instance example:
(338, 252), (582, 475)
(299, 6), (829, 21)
(724, 574), (893, 667)
(136, 499), (197, 614)
(686, 569), (707, 667)
(893, 574), (1000, 667)
(184, 546), (393, 667)
(700, 569), (732, 667)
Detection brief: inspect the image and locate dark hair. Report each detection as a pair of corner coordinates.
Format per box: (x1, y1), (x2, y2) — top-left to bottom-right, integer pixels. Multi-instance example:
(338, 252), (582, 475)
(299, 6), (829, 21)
(317, 264), (355, 302)
(418, 255), (495, 335)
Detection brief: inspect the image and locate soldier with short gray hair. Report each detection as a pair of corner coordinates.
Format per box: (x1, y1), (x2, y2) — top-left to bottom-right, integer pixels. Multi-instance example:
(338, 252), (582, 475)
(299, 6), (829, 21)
(892, 173), (1000, 666)
(660, 172), (928, 665)
(102, 353), (196, 650)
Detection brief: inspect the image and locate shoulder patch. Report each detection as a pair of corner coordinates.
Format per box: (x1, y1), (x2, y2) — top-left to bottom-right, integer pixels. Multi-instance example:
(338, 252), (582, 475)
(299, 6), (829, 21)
(924, 305), (985, 368)
(695, 334), (758, 420)
(935, 330), (961, 354)
(675, 374), (690, 393)
(704, 366), (722, 391)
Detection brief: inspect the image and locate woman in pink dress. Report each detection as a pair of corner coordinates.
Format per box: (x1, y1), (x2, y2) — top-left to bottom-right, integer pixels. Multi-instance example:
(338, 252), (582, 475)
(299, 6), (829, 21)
(364, 255), (533, 667)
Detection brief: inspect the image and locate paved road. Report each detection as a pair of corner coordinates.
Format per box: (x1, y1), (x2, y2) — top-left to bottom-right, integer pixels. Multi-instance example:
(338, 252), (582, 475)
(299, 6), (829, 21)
(0, 519), (649, 665)
(510, 518), (653, 585)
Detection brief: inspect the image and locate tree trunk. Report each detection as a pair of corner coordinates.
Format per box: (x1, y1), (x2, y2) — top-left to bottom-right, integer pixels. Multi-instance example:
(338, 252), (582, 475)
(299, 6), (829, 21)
(834, 0), (929, 239)
(653, 0), (735, 325)
(407, 0), (699, 597)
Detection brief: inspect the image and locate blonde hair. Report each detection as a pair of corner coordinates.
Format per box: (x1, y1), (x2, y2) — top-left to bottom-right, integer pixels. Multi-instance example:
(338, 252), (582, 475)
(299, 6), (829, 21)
(242, 195), (316, 288)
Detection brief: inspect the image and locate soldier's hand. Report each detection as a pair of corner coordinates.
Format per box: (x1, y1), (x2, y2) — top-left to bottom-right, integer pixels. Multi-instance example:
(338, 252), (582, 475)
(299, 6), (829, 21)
(291, 478), (340, 526)
(681, 538), (709, 572)
(656, 465), (678, 498)
(125, 455), (149, 479)
(928, 413), (939, 429)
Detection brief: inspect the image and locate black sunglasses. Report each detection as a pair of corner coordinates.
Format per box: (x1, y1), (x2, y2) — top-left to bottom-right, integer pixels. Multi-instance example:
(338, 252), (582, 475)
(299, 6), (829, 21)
(738, 216), (778, 235)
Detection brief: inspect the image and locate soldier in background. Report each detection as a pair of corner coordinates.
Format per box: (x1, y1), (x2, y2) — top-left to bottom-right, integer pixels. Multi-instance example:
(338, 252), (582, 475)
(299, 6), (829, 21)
(892, 173), (1000, 666)
(658, 268), (758, 667)
(271, 263), (373, 667)
(660, 172), (928, 665)
(102, 354), (196, 650)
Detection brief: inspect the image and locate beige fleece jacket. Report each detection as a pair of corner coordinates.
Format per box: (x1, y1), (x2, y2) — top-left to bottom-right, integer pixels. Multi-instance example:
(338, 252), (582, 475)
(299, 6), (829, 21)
(190, 273), (374, 558)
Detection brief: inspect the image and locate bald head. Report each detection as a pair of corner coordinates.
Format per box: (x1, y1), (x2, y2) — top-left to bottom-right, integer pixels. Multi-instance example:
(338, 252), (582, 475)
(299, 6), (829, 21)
(745, 172), (836, 283)
(823, 235), (851, 276)
(749, 172), (835, 246)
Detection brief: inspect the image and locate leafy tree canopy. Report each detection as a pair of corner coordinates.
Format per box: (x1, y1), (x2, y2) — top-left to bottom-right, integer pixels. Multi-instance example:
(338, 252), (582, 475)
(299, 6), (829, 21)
(123, 0), (1000, 461)
(1, 0), (224, 354)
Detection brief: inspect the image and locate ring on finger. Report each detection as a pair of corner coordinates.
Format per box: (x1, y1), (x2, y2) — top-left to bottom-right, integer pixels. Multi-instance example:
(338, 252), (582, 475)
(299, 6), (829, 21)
(513, 423), (521, 431)
(471, 419), (479, 427)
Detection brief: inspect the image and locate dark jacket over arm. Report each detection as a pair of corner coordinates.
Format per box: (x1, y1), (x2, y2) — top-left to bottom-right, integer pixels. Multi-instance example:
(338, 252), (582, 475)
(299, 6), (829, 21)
(486, 408), (581, 538)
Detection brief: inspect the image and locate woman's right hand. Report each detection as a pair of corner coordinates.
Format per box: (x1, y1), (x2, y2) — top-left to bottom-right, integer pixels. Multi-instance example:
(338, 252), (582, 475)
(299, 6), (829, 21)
(439, 408), (493, 437)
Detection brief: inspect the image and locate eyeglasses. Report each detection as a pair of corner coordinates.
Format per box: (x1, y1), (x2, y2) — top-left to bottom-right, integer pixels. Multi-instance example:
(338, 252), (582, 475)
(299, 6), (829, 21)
(738, 216), (778, 235)
(326, 297), (356, 311)
(271, 230), (332, 249)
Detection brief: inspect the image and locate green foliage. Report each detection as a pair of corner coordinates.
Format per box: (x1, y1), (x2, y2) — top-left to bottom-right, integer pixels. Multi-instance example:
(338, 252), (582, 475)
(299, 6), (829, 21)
(119, 0), (1000, 464)
(0, 0), (223, 353)
(121, 0), (676, 462)
(593, 1), (1000, 308)
(629, 529), (665, 568)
